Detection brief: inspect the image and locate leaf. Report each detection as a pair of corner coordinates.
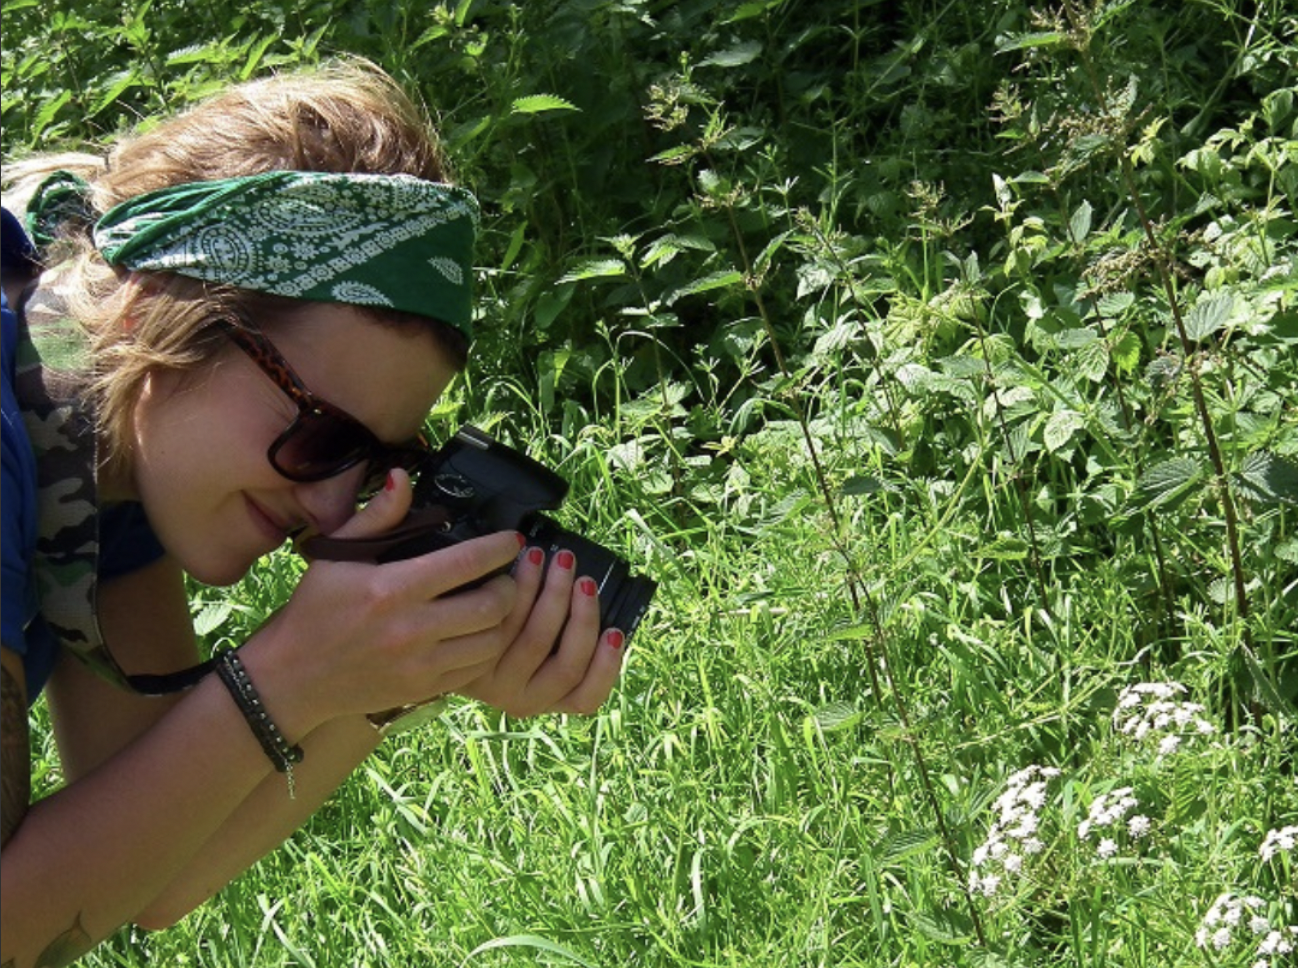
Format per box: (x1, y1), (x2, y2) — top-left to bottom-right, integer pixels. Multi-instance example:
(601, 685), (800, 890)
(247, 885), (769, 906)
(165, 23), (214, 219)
(1044, 409), (1086, 453)
(1238, 644), (1297, 722)
(511, 94), (579, 115)
(842, 475), (886, 497)
(811, 701), (863, 732)
(1128, 456), (1206, 512)
(461, 935), (599, 968)
(1184, 293), (1233, 341)
(193, 601), (234, 637)
(875, 827), (938, 864)
(1068, 200), (1093, 243)
(1112, 330), (1141, 373)
(665, 270), (743, 305)
(1235, 451), (1298, 506)
(557, 259), (625, 284)
(978, 535), (1030, 560)
(701, 40), (763, 67)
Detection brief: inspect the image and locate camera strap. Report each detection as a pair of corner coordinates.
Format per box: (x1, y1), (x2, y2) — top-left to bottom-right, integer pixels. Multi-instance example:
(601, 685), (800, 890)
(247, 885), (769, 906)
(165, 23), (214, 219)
(297, 507), (456, 564)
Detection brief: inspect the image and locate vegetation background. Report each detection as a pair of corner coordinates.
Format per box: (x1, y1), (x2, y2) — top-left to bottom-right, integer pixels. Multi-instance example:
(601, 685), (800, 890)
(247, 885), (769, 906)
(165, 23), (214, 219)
(3, 0), (1295, 965)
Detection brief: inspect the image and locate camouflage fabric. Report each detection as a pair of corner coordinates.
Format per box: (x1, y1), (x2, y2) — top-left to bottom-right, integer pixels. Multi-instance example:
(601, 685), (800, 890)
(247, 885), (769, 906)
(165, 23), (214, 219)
(12, 275), (135, 688)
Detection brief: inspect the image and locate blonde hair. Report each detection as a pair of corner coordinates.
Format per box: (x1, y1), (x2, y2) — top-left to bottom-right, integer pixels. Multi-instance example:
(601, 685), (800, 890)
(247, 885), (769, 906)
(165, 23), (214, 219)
(5, 59), (465, 466)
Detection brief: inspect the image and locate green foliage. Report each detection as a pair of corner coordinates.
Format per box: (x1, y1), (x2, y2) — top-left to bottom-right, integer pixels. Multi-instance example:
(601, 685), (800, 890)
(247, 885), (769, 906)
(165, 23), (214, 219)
(7, 1), (1297, 965)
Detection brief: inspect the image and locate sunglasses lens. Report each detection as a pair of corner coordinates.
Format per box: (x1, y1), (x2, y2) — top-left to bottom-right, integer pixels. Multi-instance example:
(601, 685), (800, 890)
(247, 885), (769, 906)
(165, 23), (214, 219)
(272, 410), (372, 482)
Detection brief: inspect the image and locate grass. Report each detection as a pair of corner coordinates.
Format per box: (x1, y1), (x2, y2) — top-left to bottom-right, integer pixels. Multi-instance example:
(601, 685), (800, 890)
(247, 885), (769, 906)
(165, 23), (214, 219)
(7, 0), (1297, 965)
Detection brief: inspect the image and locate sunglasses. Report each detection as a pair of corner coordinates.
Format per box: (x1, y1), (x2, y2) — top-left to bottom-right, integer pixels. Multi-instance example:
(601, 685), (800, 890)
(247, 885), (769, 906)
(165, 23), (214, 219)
(221, 320), (429, 496)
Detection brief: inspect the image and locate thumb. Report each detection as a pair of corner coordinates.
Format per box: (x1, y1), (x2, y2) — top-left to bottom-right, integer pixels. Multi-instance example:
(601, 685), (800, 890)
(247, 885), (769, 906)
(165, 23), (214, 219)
(329, 468), (414, 540)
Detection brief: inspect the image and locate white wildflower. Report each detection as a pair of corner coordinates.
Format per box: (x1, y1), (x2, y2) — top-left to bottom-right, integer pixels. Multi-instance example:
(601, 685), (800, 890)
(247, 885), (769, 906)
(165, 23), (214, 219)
(1128, 815), (1151, 838)
(1112, 681), (1216, 755)
(1259, 825), (1297, 862)
(1213, 927), (1234, 950)
(970, 764), (1060, 896)
(1097, 838), (1118, 858)
(1257, 928), (1295, 956)
(1249, 915), (1272, 936)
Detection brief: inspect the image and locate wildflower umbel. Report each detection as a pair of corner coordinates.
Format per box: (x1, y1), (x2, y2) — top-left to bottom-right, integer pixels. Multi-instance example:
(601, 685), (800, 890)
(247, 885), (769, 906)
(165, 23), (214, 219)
(1077, 787), (1149, 858)
(969, 765), (1059, 897)
(1196, 893), (1297, 968)
(1259, 825), (1296, 862)
(1112, 682), (1216, 755)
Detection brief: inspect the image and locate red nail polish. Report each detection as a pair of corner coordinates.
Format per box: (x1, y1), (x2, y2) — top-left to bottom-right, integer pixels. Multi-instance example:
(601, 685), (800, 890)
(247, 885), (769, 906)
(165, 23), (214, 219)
(579, 578), (596, 597)
(384, 471), (397, 492)
(557, 550), (575, 570)
(607, 629), (625, 650)
(515, 532), (526, 549)
(528, 547), (545, 566)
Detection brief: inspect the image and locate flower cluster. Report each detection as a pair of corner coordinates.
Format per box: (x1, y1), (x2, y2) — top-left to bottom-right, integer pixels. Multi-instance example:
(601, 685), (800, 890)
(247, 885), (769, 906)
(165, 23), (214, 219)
(1195, 893), (1297, 968)
(1076, 786), (1151, 859)
(1259, 825), (1296, 862)
(1112, 682), (1216, 756)
(968, 765), (1059, 897)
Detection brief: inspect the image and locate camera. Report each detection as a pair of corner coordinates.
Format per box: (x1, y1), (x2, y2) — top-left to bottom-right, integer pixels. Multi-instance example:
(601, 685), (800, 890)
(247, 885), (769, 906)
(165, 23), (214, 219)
(300, 425), (657, 645)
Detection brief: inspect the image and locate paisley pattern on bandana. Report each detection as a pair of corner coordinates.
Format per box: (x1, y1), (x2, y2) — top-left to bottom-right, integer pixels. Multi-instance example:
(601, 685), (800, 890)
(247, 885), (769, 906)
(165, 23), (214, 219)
(93, 171), (479, 336)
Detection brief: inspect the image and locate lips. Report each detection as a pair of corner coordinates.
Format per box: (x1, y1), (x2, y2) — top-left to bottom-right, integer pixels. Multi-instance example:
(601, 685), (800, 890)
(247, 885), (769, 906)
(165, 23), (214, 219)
(244, 495), (292, 548)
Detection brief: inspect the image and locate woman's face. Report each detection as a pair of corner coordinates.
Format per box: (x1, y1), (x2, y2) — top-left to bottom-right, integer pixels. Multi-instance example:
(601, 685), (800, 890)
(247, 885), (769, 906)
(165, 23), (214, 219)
(125, 304), (456, 586)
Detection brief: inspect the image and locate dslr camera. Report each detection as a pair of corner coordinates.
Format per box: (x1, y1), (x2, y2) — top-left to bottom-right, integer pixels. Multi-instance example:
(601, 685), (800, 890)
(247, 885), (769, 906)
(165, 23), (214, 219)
(301, 425), (657, 645)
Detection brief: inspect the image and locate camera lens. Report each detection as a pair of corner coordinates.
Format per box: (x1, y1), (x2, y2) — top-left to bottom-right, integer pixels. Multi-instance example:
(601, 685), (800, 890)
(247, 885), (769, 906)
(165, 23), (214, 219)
(522, 514), (657, 645)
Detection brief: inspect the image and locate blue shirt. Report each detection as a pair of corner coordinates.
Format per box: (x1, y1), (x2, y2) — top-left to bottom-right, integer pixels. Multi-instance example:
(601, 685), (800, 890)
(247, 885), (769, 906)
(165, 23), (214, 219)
(1, 208), (165, 703)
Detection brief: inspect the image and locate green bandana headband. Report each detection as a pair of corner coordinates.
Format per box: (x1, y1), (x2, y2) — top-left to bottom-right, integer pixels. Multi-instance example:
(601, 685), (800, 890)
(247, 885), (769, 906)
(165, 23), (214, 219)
(91, 171), (479, 336)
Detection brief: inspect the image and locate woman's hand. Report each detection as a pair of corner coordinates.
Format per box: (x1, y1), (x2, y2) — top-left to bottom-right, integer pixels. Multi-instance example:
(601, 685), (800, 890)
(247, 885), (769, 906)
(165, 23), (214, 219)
(240, 470), (524, 739)
(453, 543), (627, 717)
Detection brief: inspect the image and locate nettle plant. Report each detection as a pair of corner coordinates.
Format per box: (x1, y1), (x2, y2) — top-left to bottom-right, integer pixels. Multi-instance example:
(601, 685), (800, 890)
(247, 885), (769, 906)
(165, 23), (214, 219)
(980, 0), (1297, 682)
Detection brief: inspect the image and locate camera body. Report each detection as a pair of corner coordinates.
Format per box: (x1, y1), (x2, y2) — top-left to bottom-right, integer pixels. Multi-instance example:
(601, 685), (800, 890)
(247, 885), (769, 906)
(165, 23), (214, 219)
(300, 426), (657, 644)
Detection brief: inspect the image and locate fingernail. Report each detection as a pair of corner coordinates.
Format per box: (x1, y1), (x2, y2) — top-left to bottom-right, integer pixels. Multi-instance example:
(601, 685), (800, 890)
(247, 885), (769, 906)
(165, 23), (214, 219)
(384, 471), (397, 492)
(556, 550), (575, 570)
(579, 578), (597, 597)
(528, 547), (545, 566)
(607, 629), (625, 650)
(515, 532), (527, 549)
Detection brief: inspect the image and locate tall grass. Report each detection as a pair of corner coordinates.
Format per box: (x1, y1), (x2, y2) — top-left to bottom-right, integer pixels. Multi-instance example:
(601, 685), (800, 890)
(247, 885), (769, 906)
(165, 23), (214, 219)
(5, 0), (1295, 965)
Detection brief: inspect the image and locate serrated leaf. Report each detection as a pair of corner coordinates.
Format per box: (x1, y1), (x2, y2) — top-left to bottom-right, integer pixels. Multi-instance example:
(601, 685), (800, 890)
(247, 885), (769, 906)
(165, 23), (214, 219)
(1044, 409), (1086, 452)
(1112, 331), (1141, 373)
(1236, 451), (1298, 505)
(665, 270), (743, 304)
(1184, 293), (1233, 341)
(812, 701), (863, 732)
(842, 475), (886, 497)
(875, 827), (938, 863)
(557, 259), (625, 284)
(511, 94), (579, 115)
(701, 40), (763, 68)
(1128, 456), (1206, 512)
(193, 601), (234, 637)
(1075, 339), (1109, 382)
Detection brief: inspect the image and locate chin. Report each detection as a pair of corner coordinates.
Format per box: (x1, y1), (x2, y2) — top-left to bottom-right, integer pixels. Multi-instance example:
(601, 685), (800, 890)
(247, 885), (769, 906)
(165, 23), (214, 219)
(181, 550), (262, 588)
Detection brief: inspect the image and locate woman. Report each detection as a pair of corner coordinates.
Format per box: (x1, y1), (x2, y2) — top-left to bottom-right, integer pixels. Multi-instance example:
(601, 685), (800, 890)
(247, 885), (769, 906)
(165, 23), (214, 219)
(1, 61), (625, 966)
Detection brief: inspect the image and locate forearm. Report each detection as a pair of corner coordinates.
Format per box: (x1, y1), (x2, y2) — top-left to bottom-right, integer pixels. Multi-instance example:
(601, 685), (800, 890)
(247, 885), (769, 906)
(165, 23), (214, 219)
(0, 673), (275, 967)
(136, 713), (381, 929)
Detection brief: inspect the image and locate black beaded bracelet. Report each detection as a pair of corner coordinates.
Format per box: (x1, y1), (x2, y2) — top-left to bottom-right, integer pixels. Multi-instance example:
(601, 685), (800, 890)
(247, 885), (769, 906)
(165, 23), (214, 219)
(213, 648), (303, 797)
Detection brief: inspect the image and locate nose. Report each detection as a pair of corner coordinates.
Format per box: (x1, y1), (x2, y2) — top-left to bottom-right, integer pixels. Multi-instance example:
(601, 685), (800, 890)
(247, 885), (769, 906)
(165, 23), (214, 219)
(295, 464), (368, 535)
